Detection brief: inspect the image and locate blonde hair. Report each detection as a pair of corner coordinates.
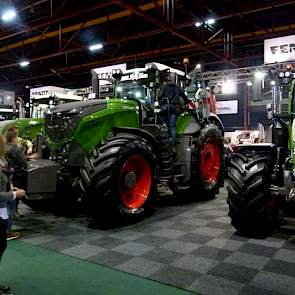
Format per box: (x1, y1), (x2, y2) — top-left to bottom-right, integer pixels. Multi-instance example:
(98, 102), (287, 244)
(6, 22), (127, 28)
(6, 129), (17, 144)
(0, 135), (5, 159)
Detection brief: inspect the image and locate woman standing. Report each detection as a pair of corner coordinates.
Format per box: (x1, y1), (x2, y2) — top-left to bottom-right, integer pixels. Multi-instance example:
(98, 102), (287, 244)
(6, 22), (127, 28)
(0, 135), (25, 295)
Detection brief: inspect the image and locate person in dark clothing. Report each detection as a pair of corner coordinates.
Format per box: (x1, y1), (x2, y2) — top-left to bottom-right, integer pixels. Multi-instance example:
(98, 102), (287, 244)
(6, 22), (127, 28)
(158, 80), (188, 145)
(5, 126), (31, 218)
(5, 130), (28, 240)
(0, 134), (25, 295)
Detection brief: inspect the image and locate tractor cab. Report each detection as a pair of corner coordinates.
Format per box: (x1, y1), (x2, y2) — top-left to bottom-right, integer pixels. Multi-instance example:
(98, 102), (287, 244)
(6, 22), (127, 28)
(111, 67), (153, 113)
(111, 62), (188, 105)
(91, 62), (189, 124)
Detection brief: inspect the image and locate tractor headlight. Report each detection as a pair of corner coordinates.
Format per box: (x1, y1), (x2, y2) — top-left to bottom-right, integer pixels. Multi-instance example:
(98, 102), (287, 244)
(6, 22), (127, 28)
(278, 72), (285, 78)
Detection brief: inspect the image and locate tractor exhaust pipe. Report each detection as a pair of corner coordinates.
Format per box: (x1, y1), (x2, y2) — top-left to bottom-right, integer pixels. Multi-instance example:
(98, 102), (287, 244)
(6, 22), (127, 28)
(91, 70), (100, 99)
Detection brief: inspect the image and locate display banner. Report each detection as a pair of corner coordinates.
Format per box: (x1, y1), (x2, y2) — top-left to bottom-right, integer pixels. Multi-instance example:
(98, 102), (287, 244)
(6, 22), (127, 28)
(30, 86), (65, 98)
(216, 100), (238, 115)
(264, 35), (295, 64)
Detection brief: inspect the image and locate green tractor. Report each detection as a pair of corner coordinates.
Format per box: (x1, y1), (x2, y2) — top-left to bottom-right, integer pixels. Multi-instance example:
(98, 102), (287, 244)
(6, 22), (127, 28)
(0, 87), (84, 145)
(25, 63), (224, 221)
(0, 95), (45, 141)
(227, 71), (295, 237)
(0, 118), (45, 141)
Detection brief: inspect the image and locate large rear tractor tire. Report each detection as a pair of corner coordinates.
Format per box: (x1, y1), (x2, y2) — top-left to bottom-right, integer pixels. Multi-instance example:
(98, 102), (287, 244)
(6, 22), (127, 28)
(191, 123), (224, 200)
(80, 134), (156, 223)
(227, 152), (279, 237)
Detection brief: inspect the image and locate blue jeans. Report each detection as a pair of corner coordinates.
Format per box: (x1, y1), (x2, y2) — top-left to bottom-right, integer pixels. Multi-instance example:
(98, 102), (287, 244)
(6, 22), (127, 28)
(6, 199), (16, 233)
(160, 104), (179, 145)
(169, 113), (177, 145)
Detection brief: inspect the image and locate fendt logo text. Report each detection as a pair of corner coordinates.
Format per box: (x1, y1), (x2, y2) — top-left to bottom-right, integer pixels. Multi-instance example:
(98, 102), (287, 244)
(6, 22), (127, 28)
(270, 44), (295, 55)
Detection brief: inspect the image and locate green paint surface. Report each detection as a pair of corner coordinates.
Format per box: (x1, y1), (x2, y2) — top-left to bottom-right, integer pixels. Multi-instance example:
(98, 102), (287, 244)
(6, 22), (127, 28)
(176, 113), (195, 136)
(46, 98), (140, 152)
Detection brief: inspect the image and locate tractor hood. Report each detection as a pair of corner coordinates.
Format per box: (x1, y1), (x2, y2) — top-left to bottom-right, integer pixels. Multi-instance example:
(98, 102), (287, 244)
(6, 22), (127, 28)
(51, 99), (107, 114)
(45, 99), (107, 144)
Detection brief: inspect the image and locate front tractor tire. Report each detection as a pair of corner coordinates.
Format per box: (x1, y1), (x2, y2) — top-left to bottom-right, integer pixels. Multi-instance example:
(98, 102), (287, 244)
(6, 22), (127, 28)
(191, 123), (224, 199)
(80, 134), (156, 222)
(227, 152), (278, 237)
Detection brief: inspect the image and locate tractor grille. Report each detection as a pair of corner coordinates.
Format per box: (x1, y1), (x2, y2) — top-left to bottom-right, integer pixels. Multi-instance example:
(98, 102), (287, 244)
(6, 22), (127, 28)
(45, 102), (107, 144)
(45, 112), (80, 143)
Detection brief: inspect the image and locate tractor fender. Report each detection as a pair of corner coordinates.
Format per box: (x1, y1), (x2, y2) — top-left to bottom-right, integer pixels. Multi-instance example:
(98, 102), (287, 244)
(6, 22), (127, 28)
(112, 126), (158, 147)
(235, 143), (279, 162)
(208, 113), (224, 136)
(112, 126), (171, 178)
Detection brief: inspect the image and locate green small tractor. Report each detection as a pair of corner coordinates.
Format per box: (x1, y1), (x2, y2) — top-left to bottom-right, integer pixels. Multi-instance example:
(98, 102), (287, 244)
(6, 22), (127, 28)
(0, 95), (45, 141)
(0, 118), (44, 142)
(227, 71), (295, 236)
(0, 87), (84, 145)
(25, 63), (224, 221)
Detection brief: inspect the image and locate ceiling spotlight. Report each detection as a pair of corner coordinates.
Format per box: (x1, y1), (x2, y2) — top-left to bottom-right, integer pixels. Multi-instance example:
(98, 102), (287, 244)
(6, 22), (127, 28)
(195, 22), (202, 27)
(205, 18), (215, 25)
(20, 60), (30, 67)
(254, 71), (265, 80)
(1, 8), (17, 22)
(89, 43), (103, 52)
(278, 72), (285, 78)
(116, 86), (123, 92)
(270, 80), (276, 86)
(246, 81), (252, 86)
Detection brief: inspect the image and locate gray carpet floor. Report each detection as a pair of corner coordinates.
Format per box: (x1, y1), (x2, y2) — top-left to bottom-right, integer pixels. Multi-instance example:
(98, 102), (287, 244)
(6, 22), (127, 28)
(14, 188), (295, 295)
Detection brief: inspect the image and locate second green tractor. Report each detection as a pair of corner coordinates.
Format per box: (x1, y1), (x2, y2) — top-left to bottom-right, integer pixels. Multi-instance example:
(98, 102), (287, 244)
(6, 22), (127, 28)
(227, 73), (295, 237)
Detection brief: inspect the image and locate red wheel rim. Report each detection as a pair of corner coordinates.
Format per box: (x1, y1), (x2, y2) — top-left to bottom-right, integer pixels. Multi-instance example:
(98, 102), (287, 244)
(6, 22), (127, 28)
(119, 154), (152, 209)
(199, 137), (221, 185)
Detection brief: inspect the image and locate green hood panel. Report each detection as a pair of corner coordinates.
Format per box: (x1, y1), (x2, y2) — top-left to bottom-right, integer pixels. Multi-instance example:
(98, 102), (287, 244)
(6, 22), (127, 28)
(46, 99), (140, 153)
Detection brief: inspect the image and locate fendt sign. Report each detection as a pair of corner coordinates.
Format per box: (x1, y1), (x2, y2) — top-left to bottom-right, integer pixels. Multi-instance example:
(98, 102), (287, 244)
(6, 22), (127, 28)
(265, 35), (295, 64)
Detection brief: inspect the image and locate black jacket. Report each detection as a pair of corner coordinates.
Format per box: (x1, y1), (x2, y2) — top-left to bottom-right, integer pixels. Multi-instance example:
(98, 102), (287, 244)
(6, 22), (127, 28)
(159, 82), (188, 105)
(5, 144), (28, 189)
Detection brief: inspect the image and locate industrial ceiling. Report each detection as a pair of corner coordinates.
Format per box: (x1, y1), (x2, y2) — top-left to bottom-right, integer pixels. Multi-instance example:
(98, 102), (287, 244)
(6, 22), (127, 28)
(0, 0), (294, 95)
